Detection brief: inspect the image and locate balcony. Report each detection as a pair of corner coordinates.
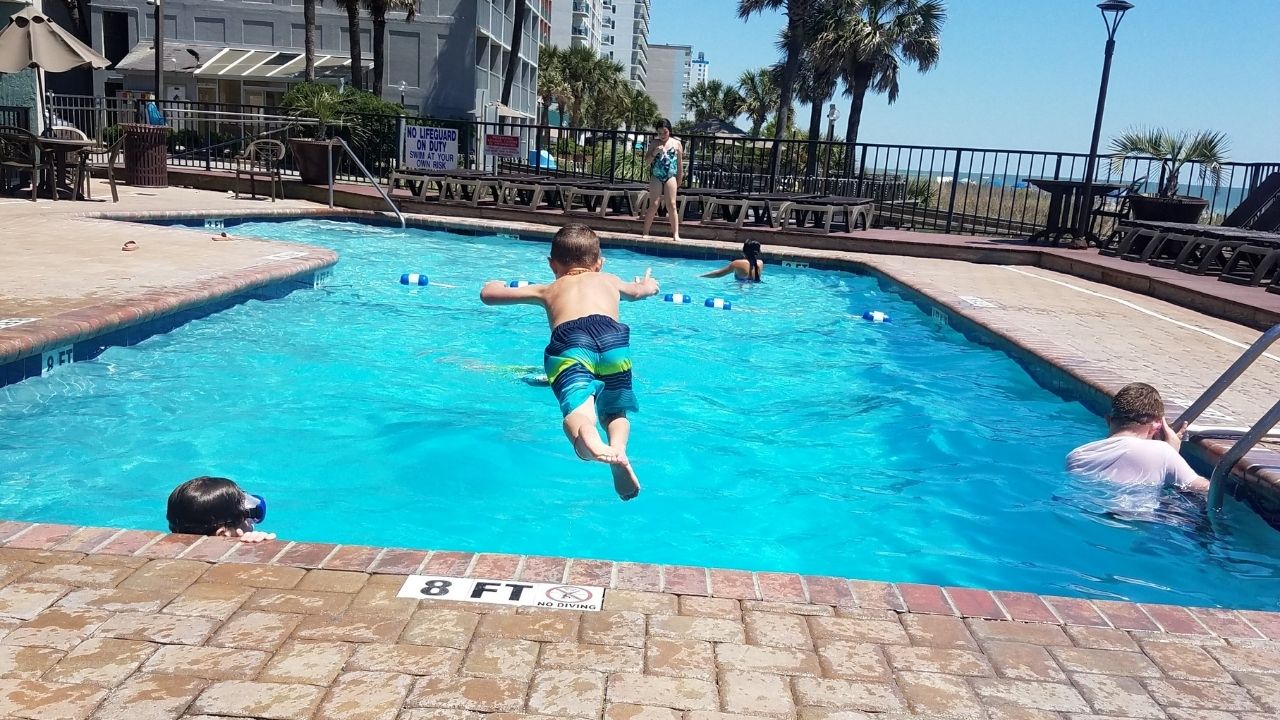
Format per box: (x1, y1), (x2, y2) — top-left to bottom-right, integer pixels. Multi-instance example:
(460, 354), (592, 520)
(571, 24), (589, 38)
(573, 2), (591, 16)
(603, 17), (615, 29)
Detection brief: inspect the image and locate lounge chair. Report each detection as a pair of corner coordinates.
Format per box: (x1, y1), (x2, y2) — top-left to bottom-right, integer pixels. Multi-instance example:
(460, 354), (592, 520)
(0, 125), (42, 201)
(437, 170), (505, 207)
(388, 168), (450, 200)
(772, 195), (876, 233)
(1102, 171), (1280, 257)
(234, 139), (286, 202)
(1218, 243), (1280, 287)
(702, 192), (821, 229)
(563, 182), (647, 217)
(498, 176), (591, 211)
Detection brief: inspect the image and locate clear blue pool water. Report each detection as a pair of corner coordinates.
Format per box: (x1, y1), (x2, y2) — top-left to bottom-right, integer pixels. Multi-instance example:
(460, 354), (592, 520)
(3, 218), (1279, 610)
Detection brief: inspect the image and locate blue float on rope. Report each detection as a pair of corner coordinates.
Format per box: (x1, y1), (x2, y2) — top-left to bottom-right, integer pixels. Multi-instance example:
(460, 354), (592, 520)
(508, 280), (531, 288)
(705, 298), (732, 310)
(400, 273), (429, 286)
(862, 310), (890, 323)
(663, 293), (693, 304)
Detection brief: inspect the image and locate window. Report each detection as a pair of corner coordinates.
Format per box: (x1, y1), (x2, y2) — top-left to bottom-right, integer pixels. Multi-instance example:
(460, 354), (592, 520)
(102, 12), (129, 66)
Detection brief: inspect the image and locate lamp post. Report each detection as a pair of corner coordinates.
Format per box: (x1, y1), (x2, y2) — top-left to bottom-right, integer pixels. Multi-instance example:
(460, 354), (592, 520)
(148, 0), (164, 97)
(396, 81), (407, 108)
(1074, 0), (1133, 249)
(826, 103), (839, 143)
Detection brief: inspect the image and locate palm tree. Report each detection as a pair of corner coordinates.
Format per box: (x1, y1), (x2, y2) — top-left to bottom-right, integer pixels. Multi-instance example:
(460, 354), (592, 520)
(738, 0), (809, 185)
(624, 86), (660, 131)
(738, 69), (779, 136)
(502, 0), (531, 107)
(335, 0), (364, 90)
(559, 45), (620, 127)
(536, 44), (570, 126)
(792, 0), (841, 176)
(366, 0), (416, 97)
(303, 0), (317, 82)
(817, 0), (946, 173)
(686, 80), (744, 123)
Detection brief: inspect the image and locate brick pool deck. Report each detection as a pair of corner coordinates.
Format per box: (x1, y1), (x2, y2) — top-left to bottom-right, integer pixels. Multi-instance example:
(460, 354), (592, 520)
(2, 521), (1280, 719)
(2, 183), (1280, 717)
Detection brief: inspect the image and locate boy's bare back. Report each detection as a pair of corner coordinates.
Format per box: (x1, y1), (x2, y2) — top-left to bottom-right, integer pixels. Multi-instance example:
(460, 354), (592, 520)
(540, 271), (627, 328)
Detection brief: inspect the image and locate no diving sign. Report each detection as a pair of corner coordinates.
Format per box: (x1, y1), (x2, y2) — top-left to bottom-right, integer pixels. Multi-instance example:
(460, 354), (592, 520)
(397, 575), (605, 612)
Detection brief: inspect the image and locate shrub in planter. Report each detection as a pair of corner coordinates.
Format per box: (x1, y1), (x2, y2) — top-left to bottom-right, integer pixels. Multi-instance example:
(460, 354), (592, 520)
(1109, 128), (1229, 223)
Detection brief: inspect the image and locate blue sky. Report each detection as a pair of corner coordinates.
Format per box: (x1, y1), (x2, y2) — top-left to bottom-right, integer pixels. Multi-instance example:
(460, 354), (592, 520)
(648, 0), (1280, 161)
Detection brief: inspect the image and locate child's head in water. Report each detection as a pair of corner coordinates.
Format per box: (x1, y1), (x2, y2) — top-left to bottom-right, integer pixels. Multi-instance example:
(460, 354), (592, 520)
(549, 224), (602, 276)
(167, 476), (269, 538)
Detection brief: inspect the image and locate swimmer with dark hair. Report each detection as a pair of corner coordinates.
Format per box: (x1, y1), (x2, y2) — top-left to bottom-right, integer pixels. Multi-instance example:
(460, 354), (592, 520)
(702, 240), (764, 282)
(166, 476), (275, 542)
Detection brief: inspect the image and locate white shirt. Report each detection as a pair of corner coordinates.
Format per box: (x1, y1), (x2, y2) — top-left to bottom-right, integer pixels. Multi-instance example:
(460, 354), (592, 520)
(1066, 435), (1202, 511)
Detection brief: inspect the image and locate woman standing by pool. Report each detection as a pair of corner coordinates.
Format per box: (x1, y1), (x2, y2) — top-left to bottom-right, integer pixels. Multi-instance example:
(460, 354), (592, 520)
(641, 118), (683, 242)
(702, 240), (764, 282)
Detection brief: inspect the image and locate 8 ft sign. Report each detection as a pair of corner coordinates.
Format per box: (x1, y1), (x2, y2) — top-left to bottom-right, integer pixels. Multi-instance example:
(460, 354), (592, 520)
(397, 575), (604, 611)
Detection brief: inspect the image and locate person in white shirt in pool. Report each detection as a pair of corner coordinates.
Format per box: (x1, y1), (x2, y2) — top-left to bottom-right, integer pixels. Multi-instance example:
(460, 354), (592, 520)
(1066, 383), (1209, 509)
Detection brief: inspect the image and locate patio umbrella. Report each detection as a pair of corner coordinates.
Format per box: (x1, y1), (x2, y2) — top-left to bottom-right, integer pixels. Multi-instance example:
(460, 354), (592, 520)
(0, 7), (110, 130)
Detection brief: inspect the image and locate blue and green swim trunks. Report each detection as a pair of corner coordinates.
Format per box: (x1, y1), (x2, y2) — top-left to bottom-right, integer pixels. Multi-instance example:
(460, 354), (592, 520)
(543, 314), (639, 418)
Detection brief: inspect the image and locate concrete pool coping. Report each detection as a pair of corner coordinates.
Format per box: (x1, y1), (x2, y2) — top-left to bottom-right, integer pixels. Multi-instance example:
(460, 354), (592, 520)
(3, 524), (1280, 719)
(6, 205), (1273, 521)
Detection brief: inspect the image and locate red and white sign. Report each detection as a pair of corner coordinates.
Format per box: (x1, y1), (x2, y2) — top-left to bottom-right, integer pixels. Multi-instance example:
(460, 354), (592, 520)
(485, 134), (521, 159)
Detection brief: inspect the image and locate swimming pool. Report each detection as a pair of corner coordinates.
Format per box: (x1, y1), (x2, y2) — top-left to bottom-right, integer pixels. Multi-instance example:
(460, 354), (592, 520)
(3, 218), (1279, 610)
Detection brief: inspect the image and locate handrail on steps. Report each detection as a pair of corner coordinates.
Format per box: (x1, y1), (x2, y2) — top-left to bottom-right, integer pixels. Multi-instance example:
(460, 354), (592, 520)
(1172, 324), (1280, 512)
(327, 137), (405, 228)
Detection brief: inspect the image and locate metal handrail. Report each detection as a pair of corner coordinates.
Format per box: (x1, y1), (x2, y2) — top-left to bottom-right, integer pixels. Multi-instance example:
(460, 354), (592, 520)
(1208, 400), (1280, 512)
(1171, 324), (1280, 511)
(328, 136), (404, 228)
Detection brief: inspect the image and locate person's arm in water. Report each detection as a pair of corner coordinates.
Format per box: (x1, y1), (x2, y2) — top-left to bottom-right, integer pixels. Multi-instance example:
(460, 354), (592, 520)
(615, 269), (660, 301)
(480, 281), (547, 307)
(701, 261), (740, 278)
(1159, 419), (1210, 494)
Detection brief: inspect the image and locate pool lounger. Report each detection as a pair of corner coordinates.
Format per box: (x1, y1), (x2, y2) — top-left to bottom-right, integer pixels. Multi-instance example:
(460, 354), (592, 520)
(772, 196), (876, 233)
(439, 173), (506, 207)
(1217, 243), (1280, 286)
(497, 177), (600, 211)
(563, 182), (648, 217)
(701, 192), (822, 229)
(387, 169), (449, 200)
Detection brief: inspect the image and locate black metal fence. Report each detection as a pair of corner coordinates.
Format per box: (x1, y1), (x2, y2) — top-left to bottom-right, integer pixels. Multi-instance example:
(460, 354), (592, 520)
(0, 105), (30, 131)
(45, 93), (1280, 237)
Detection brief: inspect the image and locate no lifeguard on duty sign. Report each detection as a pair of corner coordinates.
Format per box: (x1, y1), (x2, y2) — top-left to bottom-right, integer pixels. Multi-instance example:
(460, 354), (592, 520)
(396, 575), (605, 612)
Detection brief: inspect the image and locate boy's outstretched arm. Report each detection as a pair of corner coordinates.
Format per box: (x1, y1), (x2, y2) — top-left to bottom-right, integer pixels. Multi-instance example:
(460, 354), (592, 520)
(480, 281), (547, 306)
(617, 269), (660, 301)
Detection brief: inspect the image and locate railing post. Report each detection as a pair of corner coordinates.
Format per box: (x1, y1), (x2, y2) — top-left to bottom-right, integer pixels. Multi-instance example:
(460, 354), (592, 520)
(327, 138), (335, 208)
(609, 130), (618, 183)
(855, 144), (868, 197)
(943, 151), (963, 234)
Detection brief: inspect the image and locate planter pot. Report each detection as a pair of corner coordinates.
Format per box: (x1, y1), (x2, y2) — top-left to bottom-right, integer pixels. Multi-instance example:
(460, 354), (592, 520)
(289, 139), (341, 185)
(1128, 194), (1208, 223)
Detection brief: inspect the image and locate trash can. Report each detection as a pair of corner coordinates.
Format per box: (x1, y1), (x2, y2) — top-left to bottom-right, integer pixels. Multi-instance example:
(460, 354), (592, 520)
(122, 123), (169, 188)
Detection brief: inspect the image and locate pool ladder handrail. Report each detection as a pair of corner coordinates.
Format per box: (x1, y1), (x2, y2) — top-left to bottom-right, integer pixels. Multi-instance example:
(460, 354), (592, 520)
(1172, 324), (1280, 512)
(327, 137), (406, 229)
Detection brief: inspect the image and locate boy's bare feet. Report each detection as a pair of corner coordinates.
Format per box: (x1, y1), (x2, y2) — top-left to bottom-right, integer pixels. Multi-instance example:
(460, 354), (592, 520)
(611, 462), (640, 501)
(572, 434), (626, 465)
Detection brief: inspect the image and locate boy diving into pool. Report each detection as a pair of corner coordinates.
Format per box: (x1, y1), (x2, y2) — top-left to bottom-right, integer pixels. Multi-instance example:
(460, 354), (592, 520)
(480, 224), (660, 500)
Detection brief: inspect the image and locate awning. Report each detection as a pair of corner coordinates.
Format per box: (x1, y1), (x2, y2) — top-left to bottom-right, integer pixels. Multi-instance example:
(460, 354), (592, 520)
(490, 101), (532, 119)
(114, 42), (371, 81)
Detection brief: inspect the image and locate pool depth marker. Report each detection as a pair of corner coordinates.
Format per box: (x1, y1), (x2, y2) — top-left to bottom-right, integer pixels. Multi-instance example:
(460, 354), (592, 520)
(396, 574), (605, 611)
